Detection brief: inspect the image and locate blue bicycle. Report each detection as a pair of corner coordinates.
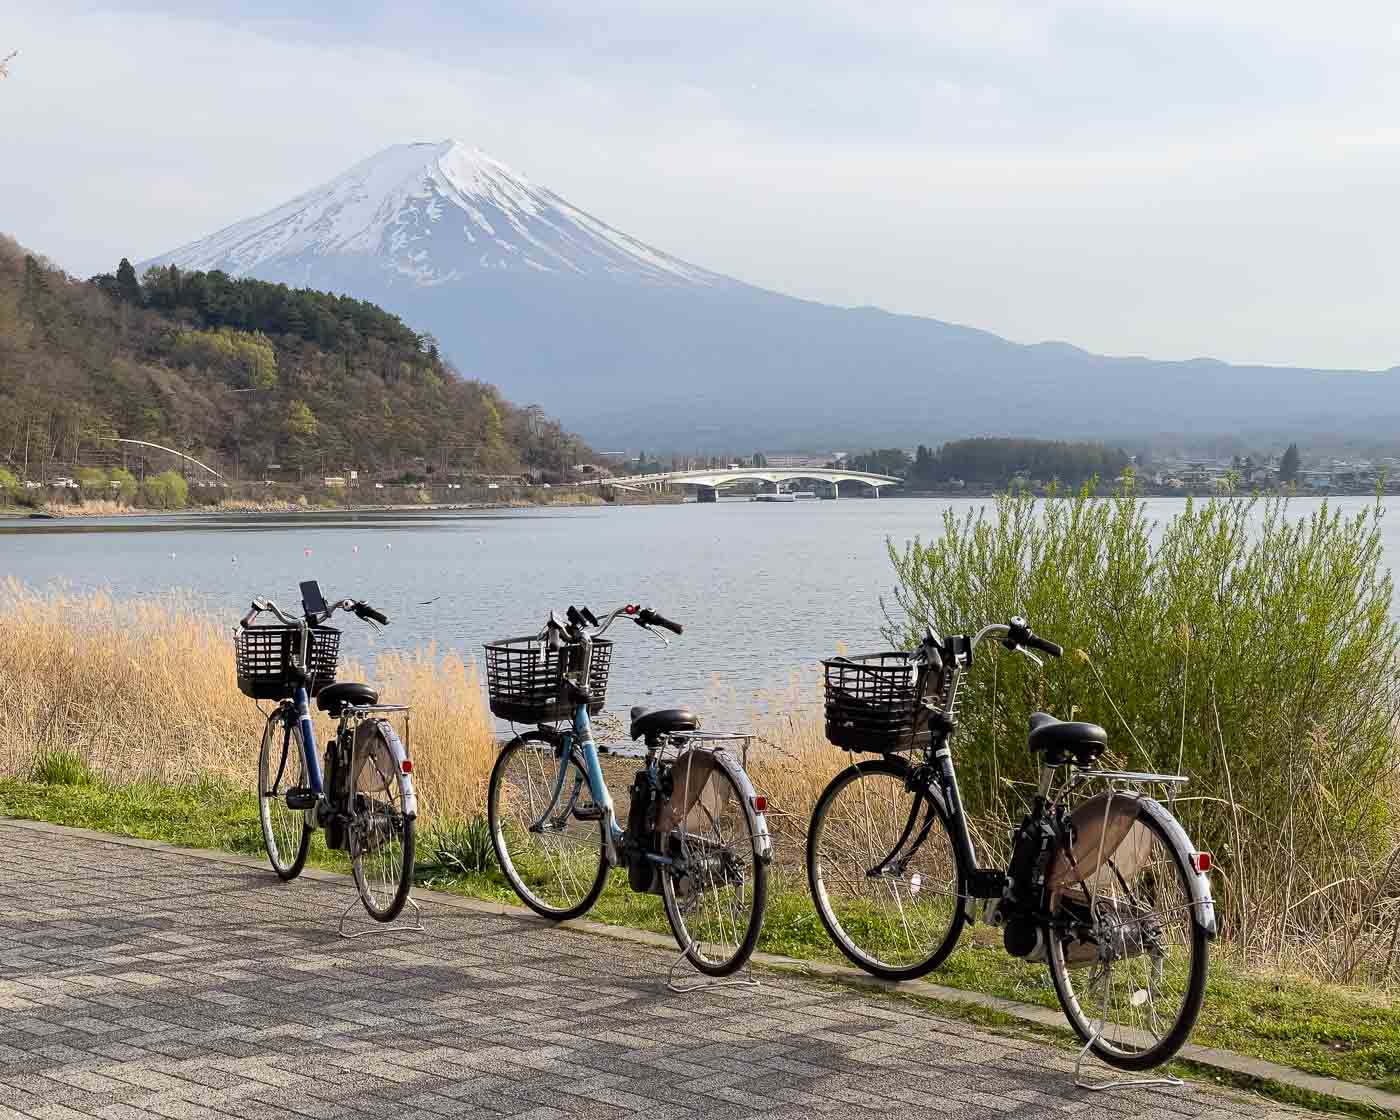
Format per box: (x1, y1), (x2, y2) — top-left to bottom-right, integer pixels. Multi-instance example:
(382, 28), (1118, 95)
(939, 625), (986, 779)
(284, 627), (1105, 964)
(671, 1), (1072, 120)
(236, 580), (418, 921)
(485, 604), (772, 977)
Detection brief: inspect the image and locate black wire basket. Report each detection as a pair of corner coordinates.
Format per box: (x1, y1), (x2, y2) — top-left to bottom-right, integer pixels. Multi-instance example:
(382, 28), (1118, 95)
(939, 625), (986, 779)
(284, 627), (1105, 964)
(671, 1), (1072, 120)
(484, 636), (612, 723)
(235, 624), (341, 701)
(822, 651), (930, 753)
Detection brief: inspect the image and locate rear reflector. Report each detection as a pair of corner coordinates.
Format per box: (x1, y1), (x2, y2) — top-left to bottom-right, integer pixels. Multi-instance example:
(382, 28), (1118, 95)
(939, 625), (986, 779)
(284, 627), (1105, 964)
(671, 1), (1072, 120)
(1193, 852), (1211, 873)
(752, 795), (767, 813)
(401, 759), (413, 774)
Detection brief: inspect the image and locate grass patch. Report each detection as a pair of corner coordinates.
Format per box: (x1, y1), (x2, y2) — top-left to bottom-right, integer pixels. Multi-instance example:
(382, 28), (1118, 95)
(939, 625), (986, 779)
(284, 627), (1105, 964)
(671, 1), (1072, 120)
(29, 749), (95, 786)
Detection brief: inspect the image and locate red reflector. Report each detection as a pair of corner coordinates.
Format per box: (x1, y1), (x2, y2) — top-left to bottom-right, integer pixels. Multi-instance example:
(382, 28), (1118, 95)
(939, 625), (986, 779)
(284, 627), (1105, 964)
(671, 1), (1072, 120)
(401, 759), (413, 774)
(1194, 852), (1211, 873)
(752, 795), (767, 812)
(625, 604), (638, 614)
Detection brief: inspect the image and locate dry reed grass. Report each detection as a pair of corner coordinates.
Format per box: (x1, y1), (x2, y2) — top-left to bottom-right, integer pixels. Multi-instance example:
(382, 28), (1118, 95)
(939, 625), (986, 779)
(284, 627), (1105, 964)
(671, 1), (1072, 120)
(6, 580), (1400, 983)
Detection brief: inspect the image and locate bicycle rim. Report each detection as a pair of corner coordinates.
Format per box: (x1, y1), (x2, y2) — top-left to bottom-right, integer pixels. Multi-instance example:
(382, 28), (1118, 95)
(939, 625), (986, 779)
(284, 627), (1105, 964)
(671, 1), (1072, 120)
(257, 711), (310, 881)
(1047, 809), (1208, 1070)
(661, 763), (767, 976)
(348, 724), (415, 921)
(807, 759), (964, 980)
(488, 733), (608, 920)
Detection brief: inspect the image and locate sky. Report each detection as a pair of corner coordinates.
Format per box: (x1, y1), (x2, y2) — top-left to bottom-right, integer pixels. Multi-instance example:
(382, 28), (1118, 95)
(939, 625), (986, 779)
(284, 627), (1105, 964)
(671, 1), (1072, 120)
(4, 0), (1400, 370)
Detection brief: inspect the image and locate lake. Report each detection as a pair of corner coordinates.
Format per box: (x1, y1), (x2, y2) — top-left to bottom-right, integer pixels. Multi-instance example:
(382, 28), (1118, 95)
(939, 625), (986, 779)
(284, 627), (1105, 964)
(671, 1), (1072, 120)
(2, 497), (1393, 720)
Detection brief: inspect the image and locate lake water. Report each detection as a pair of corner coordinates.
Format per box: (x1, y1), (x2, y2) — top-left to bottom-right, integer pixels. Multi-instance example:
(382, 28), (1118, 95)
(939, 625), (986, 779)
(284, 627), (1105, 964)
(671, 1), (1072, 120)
(2, 497), (1393, 720)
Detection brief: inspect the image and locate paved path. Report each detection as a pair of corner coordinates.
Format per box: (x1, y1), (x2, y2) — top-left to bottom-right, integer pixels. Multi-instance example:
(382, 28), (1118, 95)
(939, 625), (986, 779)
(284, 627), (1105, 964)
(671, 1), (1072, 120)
(0, 821), (1311, 1120)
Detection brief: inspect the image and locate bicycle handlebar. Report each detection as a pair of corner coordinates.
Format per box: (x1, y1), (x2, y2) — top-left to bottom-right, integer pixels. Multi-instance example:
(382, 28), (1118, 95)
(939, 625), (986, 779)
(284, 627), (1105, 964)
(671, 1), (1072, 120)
(240, 595), (390, 629)
(540, 603), (684, 642)
(637, 608), (683, 635)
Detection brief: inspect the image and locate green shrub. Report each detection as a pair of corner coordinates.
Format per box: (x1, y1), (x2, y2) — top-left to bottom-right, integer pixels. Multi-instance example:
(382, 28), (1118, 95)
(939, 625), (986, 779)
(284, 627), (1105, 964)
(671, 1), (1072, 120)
(108, 468), (138, 503)
(0, 466), (19, 504)
(75, 466), (108, 498)
(30, 749), (95, 786)
(886, 488), (1400, 971)
(141, 470), (188, 509)
(419, 816), (495, 878)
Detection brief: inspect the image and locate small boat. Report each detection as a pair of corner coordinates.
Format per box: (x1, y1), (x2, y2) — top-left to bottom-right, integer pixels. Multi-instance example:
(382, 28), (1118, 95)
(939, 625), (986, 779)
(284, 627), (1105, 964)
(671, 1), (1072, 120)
(752, 492), (797, 503)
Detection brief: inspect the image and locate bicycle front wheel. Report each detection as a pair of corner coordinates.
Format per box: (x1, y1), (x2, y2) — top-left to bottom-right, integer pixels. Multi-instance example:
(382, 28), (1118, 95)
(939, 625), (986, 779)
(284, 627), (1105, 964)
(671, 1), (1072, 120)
(1046, 806), (1209, 1071)
(661, 759), (768, 976)
(257, 709), (311, 881)
(806, 757), (966, 980)
(488, 732), (609, 921)
(348, 723), (416, 922)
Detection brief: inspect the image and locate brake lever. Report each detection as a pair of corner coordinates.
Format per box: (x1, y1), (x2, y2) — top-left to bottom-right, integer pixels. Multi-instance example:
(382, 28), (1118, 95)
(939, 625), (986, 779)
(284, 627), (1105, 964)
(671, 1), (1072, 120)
(1016, 646), (1044, 670)
(636, 619), (671, 647)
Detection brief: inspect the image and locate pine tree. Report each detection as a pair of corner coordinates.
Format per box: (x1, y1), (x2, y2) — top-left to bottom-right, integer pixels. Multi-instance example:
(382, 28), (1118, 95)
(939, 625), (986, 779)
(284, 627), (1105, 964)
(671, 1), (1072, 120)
(1280, 443), (1301, 483)
(115, 258), (143, 305)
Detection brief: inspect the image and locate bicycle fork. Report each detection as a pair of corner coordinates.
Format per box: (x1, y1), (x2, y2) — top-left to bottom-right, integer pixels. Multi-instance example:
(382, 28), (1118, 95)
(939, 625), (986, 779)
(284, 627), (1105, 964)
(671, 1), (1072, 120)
(530, 706), (624, 865)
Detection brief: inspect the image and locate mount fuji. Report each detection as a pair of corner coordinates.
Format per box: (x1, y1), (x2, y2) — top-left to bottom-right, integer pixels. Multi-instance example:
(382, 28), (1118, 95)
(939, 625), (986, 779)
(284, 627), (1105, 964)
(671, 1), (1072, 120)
(146, 140), (1400, 451)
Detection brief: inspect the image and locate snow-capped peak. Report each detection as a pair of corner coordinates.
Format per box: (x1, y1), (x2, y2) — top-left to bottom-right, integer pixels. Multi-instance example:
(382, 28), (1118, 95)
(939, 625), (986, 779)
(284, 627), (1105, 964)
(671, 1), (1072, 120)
(144, 140), (725, 287)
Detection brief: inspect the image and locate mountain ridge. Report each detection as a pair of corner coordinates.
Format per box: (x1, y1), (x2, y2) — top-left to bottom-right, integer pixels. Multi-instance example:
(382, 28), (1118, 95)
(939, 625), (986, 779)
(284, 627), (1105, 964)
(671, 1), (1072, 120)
(145, 141), (1400, 451)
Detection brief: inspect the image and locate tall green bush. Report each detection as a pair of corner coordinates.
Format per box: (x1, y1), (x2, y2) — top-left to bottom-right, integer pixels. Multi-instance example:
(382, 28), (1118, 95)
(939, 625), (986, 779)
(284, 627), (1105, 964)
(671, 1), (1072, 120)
(141, 470), (188, 509)
(886, 488), (1400, 966)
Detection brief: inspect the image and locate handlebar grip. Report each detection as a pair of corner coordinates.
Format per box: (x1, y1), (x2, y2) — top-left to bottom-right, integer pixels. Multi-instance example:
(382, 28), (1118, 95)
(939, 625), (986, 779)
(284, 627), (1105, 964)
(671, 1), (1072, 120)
(1028, 634), (1063, 658)
(359, 604), (389, 626)
(640, 609), (683, 635)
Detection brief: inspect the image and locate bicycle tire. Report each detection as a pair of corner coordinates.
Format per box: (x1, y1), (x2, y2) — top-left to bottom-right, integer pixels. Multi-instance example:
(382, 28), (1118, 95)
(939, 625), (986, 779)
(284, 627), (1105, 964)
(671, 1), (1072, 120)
(661, 761), (768, 976)
(488, 732), (609, 921)
(348, 722), (416, 922)
(257, 709), (311, 881)
(1046, 807), (1209, 1070)
(806, 757), (966, 980)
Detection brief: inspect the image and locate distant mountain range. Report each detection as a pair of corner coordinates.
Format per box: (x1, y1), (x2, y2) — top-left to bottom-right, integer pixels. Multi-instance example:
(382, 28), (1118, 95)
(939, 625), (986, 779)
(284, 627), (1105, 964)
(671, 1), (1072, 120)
(145, 140), (1400, 451)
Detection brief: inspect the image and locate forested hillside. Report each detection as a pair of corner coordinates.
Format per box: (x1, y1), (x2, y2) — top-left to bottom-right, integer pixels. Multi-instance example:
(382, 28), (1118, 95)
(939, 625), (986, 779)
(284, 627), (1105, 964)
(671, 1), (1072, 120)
(0, 238), (589, 485)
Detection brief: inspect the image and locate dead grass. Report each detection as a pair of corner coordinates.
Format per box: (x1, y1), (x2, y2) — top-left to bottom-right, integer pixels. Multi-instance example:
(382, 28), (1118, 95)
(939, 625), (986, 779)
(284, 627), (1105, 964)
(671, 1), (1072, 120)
(5, 581), (1400, 984)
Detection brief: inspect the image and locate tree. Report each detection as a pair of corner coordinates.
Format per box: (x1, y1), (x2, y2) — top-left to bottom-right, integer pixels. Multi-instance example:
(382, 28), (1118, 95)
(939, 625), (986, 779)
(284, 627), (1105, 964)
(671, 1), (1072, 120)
(109, 468), (138, 503)
(1280, 443), (1301, 483)
(75, 467), (108, 497)
(115, 258), (143, 306)
(284, 400), (318, 440)
(0, 466), (19, 504)
(141, 470), (187, 509)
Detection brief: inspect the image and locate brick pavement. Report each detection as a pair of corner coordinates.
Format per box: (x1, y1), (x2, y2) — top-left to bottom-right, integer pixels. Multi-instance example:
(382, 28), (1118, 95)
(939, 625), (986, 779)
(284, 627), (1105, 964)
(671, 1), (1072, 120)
(0, 820), (1313, 1119)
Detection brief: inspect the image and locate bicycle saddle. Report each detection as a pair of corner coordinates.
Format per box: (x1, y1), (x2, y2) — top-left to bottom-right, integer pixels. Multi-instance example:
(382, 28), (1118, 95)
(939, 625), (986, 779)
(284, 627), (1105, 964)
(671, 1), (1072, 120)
(317, 681), (379, 718)
(629, 706), (700, 741)
(1027, 711), (1108, 767)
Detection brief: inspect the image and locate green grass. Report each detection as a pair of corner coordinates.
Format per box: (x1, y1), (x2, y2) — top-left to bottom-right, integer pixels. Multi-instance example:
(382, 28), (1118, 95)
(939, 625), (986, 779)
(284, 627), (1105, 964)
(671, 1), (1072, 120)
(5, 774), (1400, 1110)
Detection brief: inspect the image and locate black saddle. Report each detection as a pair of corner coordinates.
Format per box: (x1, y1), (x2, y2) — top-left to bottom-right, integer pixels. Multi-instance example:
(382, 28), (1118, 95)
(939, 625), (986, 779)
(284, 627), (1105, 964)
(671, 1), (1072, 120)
(317, 681), (379, 718)
(630, 705), (700, 741)
(1028, 711), (1108, 767)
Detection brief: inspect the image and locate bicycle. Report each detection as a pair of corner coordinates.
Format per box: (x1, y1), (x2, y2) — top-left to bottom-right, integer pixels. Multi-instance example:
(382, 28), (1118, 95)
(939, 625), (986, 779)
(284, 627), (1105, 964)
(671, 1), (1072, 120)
(806, 616), (1216, 1071)
(236, 579), (418, 922)
(485, 603), (772, 978)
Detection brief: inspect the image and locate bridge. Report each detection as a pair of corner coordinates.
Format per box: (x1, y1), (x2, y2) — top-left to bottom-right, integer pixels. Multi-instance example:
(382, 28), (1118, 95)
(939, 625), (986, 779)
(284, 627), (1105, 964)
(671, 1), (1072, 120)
(581, 465), (902, 501)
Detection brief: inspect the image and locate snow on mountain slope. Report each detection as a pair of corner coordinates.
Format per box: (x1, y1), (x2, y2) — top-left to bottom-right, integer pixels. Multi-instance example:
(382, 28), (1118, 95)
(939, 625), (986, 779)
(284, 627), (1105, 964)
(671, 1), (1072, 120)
(145, 140), (726, 287)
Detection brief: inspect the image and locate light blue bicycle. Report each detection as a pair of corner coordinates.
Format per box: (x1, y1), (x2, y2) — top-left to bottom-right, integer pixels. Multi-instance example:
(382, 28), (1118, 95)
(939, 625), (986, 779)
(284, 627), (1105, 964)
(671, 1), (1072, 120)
(485, 603), (772, 977)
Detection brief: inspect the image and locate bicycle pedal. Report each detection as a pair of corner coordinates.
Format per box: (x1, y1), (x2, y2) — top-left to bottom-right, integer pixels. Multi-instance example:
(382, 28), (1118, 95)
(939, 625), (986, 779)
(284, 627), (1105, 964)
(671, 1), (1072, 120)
(284, 787), (318, 811)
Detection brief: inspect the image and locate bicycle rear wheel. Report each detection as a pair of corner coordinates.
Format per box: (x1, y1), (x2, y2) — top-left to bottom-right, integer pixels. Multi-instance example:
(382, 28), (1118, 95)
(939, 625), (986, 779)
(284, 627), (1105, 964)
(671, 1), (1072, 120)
(1046, 806), (1209, 1071)
(348, 723), (416, 921)
(661, 759), (768, 976)
(806, 757), (965, 980)
(257, 709), (311, 881)
(488, 732), (609, 921)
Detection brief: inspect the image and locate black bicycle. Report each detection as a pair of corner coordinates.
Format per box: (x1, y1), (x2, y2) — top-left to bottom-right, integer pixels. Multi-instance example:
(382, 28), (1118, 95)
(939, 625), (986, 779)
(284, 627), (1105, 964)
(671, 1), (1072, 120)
(806, 616), (1216, 1070)
(236, 580), (418, 922)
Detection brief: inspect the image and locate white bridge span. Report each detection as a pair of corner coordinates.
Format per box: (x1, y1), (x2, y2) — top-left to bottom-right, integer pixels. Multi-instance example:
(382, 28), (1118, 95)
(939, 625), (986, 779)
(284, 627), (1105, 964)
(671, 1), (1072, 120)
(582, 466), (902, 497)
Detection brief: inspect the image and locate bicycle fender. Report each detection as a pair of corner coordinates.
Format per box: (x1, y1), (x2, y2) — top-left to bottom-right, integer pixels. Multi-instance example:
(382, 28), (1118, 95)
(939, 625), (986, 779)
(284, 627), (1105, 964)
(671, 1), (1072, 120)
(1130, 794), (1216, 937)
(372, 718), (418, 821)
(712, 749), (773, 863)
